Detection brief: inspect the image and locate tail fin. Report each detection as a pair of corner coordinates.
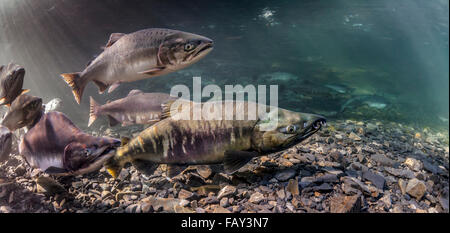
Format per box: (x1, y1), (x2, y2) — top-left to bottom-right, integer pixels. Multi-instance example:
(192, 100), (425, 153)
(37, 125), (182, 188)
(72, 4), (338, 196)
(88, 96), (100, 127)
(60, 73), (86, 105)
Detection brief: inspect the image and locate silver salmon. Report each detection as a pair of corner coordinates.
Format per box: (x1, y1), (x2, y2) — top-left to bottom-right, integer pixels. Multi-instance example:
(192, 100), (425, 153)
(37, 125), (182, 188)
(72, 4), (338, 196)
(61, 28), (214, 104)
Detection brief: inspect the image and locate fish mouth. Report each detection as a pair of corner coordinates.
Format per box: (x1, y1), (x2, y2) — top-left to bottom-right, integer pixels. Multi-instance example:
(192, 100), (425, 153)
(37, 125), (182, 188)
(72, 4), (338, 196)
(297, 118), (327, 142)
(193, 42), (214, 58)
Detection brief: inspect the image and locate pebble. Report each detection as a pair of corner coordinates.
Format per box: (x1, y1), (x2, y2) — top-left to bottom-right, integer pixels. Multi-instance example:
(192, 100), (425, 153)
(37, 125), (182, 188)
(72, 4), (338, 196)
(406, 178), (427, 200)
(362, 170), (386, 190)
(217, 185), (236, 199)
(330, 194), (362, 213)
(249, 192), (265, 204)
(274, 169), (296, 181)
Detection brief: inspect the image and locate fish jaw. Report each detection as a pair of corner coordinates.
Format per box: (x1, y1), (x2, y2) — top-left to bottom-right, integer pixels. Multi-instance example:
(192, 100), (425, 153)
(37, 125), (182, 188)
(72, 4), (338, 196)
(253, 109), (327, 153)
(62, 139), (121, 175)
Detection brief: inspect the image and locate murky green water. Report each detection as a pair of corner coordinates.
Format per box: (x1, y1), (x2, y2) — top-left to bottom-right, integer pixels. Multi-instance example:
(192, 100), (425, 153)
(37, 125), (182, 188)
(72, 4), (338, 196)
(0, 0), (448, 130)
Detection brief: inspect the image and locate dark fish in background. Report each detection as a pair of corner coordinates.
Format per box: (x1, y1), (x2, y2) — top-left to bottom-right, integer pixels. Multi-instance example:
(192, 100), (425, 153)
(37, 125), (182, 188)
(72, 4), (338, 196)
(0, 63), (29, 107)
(61, 28), (214, 104)
(89, 90), (176, 127)
(19, 112), (120, 176)
(340, 94), (390, 112)
(0, 125), (12, 162)
(105, 101), (326, 178)
(1, 94), (43, 131)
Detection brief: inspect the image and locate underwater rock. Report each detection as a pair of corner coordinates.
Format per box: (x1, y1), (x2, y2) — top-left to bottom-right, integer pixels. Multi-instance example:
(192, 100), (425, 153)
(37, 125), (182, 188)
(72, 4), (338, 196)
(404, 158), (423, 172)
(362, 170), (385, 190)
(36, 177), (66, 195)
(217, 185), (237, 199)
(249, 192), (265, 204)
(330, 194), (362, 213)
(286, 178), (299, 196)
(371, 154), (397, 167)
(274, 169), (296, 182)
(406, 178), (427, 200)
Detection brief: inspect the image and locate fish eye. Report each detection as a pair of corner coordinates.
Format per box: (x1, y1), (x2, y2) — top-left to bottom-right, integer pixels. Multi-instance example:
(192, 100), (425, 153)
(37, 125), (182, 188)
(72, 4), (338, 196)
(286, 125), (297, 134)
(184, 43), (195, 51)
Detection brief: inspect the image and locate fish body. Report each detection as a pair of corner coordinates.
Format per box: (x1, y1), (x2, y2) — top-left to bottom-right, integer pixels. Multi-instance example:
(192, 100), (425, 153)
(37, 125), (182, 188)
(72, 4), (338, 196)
(324, 84), (351, 94)
(19, 112), (120, 176)
(105, 101), (326, 178)
(1, 94), (43, 131)
(61, 28), (214, 104)
(89, 90), (176, 127)
(0, 63), (29, 107)
(0, 125), (12, 162)
(340, 95), (389, 112)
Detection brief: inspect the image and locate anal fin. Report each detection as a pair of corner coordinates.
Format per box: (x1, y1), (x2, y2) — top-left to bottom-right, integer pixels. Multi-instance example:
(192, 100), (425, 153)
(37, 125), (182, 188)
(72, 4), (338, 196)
(93, 80), (109, 94)
(223, 151), (258, 174)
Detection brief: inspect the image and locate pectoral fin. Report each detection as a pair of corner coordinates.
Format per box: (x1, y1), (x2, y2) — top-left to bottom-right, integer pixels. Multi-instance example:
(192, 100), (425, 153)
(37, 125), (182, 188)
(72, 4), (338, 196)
(20, 89), (30, 95)
(0, 97), (6, 105)
(131, 159), (159, 176)
(223, 151), (258, 174)
(138, 67), (166, 76)
(108, 82), (121, 93)
(166, 165), (188, 178)
(44, 166), (69, 175)
(108, 115), (120, 127)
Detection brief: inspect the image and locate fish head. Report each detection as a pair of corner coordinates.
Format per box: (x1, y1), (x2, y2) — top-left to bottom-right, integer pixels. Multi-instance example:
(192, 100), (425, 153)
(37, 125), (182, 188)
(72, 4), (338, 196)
(0, 63), (26, 103)
(1, 94), (43, 131)
(253, 108), (326, 153)
(63, 138), (121, 175)
(159, 31), (214, 70)
(0, 126), (13, 162)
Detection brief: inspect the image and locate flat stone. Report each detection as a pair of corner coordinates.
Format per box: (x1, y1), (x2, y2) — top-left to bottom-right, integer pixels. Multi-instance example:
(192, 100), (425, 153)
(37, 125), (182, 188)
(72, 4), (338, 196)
(36, 177), (66, 195)
(315, 174), (339, 183)
(178, 189), (195, 200)
(349, 132), (361, 141)
(196, 165), (213, 179)
(213, 206), (231, 213)
(286, 178), (299, 196)
(404, 158), (423, 172)
(362, 170), (385, 190)
(406, 178), (427, 200)
(371, 154), (397, 167)
(398, 179), (408, 195)
(274, 169), (296, 181)
(385, 167), (415, 179)
(422, 161), (445, 175)
(217, 185), (236, 199)
(249, 192), (265, 204)
(330, 194), (362, 213)
(313, 183), (334, 192)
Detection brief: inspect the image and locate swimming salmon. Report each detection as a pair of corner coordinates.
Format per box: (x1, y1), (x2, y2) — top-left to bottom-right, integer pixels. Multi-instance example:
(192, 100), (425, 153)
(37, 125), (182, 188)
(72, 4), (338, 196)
(19, 112), (120, 176)
(88, 90), (176, 127)
(0, 63), (29, 107)
(1, 94), (43, 131)
(105, 101), (326, 178)
(61, 28), (214, 104)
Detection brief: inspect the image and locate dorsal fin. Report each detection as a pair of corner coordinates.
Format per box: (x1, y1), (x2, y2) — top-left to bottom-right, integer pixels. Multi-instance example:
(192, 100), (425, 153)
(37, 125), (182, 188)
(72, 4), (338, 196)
(160, 100), (176, 120)
(128, 89), (144, 96)
(105, 33), (126, 48)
